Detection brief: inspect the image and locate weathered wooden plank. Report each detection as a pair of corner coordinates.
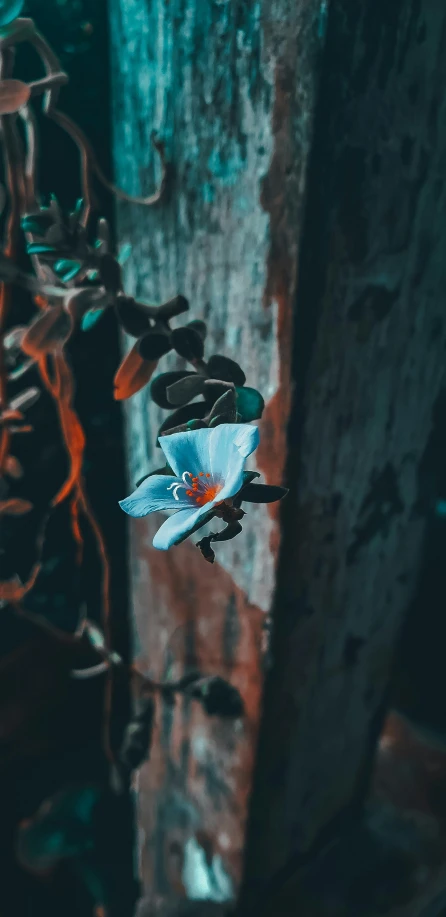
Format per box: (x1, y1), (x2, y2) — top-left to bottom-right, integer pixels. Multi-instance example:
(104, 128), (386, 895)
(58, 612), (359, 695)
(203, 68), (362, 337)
(110, 0), (325, 903)
(241, 0), (446, 909)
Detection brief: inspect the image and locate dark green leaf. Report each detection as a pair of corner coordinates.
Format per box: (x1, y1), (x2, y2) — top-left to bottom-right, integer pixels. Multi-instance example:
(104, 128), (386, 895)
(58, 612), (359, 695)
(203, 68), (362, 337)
(81, 308), (106, 331)
(209, 413), (238, 427)
(115, 297), (152, 337)
(207, 354), (246, 386)
(138, 329), (171, 361)
(160, 418), (207, 437)
(187, 319), (207, 340)
(26, 242), (55, 255)
(151, 371), (197, 408)
(54, 259), (82, 281)
(21, 218), (46, 235)
(232, 471), (260, 507)
(171, 325), (204, 361)
(239, 483), (288, 503)
(208, 389), (237, 424)
(235, 385), (264, 421)
(157, 293), (189, 321)
(67, 286), (107, 321)
(157, 401), (208, 440)
(203, 379), (234, 405)
(166, 373), (206, 406)
(16, 785), (101, 872)
(70, 197), (84, 224)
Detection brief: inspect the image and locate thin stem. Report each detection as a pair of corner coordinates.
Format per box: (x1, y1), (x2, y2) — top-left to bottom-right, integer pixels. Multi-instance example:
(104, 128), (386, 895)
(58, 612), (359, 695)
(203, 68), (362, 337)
(27, 24), (64, 114)
(49, 108), (93, 225)
(18, 103), (39, 212)
(28, 72), (68, 97)
(48, 112), (168, 225)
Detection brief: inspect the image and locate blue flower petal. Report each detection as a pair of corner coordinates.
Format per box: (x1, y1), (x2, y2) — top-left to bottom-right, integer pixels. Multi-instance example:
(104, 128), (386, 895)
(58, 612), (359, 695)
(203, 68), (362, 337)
(208, 423), (259, 482)
(160, 424), (259, 488)
(153, 504), (211, 550)
(119, 474), (192, 518)
(159, 428), (213, 477)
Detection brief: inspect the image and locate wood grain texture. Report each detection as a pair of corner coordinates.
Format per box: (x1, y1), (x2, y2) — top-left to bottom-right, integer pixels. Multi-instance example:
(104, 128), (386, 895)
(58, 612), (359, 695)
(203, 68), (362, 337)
(109, 0), (325, 903)
(242, 0), (446, 908)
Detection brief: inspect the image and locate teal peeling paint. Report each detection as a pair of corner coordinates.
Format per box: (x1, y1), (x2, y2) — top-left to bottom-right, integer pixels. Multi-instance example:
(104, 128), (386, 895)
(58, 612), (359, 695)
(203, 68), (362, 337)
(207, 148), (245, 187)
(202, 183), (215, 203)
(234, 196), (250, 212)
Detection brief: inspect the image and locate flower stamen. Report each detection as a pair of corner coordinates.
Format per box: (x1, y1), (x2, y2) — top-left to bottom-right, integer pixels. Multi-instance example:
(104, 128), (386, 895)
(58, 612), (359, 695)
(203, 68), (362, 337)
(167, 469), (222, 505)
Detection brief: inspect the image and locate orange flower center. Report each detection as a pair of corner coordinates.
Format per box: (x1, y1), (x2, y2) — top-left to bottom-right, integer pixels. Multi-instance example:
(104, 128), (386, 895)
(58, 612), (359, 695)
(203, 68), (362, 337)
(185, 471), (222, 505)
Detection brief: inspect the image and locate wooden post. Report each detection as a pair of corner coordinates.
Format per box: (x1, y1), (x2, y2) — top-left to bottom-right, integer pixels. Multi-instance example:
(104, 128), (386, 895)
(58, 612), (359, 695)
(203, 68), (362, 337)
(110, 0), (324, 904)
(242, 0), (446, 911)
(111, 0), (446, 912)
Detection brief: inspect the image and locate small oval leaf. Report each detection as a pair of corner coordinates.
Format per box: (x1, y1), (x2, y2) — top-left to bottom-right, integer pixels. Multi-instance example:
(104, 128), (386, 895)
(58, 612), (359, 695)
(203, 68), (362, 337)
(4, 454), (23, 479)
(186, 319), (207, 340)
(115, 297), (152, 337)
(138, 329), (171, 361)
(208, 389), (237, 424)
(171, 326), (204, 361)
(157, 401), (208, 440)
(0, 1), (25, 29)
(0, 498), (33, 515)
(0, 79), (30, 114)
(66, 287), (107, 322)
(53, 259), (82, 282)
(239, 483), (289, 504)
(114, 341), (158, 400)
(150, 371), (196, 409)
(166, 373), (206, 406)
(81, 308), (106, 331)
(235, 385), (264, 421)
(207, 354), (246, 386)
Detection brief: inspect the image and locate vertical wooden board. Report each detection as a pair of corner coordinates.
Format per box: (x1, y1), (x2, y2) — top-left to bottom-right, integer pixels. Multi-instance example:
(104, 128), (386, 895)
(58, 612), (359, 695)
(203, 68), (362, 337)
(110, 0), (324, 901)
(241, 0), (446, 902)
